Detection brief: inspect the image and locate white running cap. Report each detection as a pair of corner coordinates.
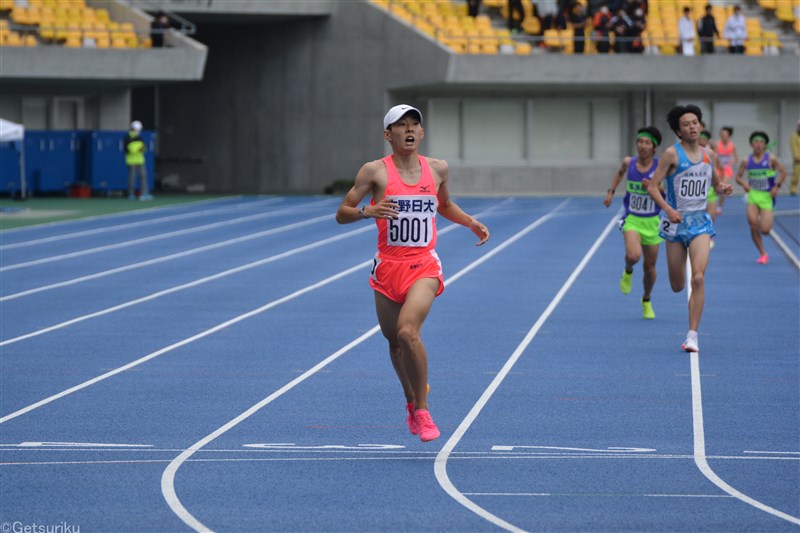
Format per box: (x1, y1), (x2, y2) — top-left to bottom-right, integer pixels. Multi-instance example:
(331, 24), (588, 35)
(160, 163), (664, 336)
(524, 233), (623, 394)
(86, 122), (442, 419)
(383, 104), (422, 130)
(130, 120), (143, 131)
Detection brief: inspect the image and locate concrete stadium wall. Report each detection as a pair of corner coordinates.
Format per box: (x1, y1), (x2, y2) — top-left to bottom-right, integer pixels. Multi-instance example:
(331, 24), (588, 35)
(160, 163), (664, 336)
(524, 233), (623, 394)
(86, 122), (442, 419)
(141, 1), (799, 196)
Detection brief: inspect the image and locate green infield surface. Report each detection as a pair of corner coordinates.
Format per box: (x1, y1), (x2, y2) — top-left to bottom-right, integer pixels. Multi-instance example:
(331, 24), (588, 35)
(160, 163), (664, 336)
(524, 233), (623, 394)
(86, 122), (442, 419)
(0, 195), (237, 230)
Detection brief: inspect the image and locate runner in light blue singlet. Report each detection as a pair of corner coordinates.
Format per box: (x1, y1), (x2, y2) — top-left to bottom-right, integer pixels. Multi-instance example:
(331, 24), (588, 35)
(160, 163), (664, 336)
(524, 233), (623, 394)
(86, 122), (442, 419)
(647, 104), (732, 353)
(659, 142), (716, 247)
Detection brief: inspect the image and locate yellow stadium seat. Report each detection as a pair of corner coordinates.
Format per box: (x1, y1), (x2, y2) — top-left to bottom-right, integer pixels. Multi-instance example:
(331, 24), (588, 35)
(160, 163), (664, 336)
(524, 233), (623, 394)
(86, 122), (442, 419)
(110, 35), (127, 48)
(5, 32), (22, 46)
(543, 28), (561, 48)
(522, 16), (541, 35)
(94, 8), (110, 23)
(744, 43), (763, 55)
(64, 33), (81, 47)
(515, 42), (532, 54)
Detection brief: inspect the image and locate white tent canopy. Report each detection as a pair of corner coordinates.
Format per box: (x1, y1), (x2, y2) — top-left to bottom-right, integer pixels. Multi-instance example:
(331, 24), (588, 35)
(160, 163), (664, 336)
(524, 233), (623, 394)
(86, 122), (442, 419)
(0, 118), (26, 197)
(0, 118), (24, 142)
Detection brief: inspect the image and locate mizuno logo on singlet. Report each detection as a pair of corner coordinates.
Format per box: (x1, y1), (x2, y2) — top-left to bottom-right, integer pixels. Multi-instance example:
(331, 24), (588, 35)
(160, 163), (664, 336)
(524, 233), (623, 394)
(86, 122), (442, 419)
(419, 185), (430, 192)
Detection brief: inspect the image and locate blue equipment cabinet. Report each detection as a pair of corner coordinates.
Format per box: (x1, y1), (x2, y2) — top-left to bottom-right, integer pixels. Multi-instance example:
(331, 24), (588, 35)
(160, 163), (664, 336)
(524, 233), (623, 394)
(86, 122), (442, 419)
(24, 131), (85, 193)
(0, 140), (23, 194)
(86, 130), (155, 194)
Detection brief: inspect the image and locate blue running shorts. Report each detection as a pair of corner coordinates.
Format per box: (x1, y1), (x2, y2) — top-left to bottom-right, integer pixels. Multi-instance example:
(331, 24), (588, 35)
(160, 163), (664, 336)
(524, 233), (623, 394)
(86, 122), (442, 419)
(659, 210), (716, 247)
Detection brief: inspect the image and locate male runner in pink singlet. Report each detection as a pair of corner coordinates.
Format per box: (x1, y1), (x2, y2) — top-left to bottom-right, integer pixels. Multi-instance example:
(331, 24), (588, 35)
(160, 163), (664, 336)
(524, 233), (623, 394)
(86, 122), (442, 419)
(336, 104), (490, 442)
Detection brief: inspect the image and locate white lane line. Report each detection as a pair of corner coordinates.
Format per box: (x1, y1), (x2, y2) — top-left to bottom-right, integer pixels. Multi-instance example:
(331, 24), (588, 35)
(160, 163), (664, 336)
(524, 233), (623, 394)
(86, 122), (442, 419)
(743, 451), (800, 455)
(0, 197), (282, 250)
(4, 454), (800, 468)
(160, 199), (567, 533)
(768, 229), (800, 269)
(434, 212), (620, 533)
(0, 195), (247, 236)
(0, 260), (368, 425)
(0, 213), (335, 303)
(0, 198), (518, 422)
(686, 259), (800, 525)
(0, 198), (337, 272)
(0, 224), (372, 346)
(463, 492), (736, 499)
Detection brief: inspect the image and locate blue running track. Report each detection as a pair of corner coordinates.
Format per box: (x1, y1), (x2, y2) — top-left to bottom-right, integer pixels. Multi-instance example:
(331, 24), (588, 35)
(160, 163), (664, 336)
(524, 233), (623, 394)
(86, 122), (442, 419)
(1, 194), (798, 532)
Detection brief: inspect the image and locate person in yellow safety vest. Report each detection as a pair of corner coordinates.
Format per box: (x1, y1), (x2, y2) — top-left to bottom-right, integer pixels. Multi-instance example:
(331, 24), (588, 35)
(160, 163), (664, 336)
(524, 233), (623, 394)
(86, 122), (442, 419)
(125, 120), (152, 201)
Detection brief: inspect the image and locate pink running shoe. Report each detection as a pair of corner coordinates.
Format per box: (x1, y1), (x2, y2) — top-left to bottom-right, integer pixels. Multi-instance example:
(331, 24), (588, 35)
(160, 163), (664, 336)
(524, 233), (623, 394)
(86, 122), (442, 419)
(414, 409), (440, 442)
(406, 403), (419, 435)
(756, 254), (769, 265)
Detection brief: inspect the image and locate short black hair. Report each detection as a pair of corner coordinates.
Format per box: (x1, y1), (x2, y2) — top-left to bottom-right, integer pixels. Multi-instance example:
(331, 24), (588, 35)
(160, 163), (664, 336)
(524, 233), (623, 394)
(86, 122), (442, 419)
(637, 126), (663, 146)
(720, 126), (733, 135)
(667, 105), (703, 135)
(700, 130), (712, 139)
(749, 131), (770, 144)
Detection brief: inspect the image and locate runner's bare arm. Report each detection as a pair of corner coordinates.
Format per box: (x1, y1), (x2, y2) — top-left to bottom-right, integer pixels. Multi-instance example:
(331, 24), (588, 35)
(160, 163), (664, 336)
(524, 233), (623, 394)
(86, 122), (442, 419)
(430, 158), (490, 245)
(336, 162), (398, 223)
(647, 147), (681, 223)
(604, 157), (630, 207)
(734, 160), (749, 192)
(708, 148), (731, 196)
(771, 154), (788, 195)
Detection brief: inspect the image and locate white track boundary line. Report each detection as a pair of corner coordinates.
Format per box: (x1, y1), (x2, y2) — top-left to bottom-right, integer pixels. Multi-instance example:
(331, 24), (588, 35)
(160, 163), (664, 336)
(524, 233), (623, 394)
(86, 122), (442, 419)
(768, 229), (800, 269)
(433, 212), (619, 533)
(160, 199), (568, 533)
(686, 258), (800, 526)
(0, 198), (517, 422)
(0, 197), (282, 250)
(0, 224), (373, 347)
(0, 195), (246, 236)
(0, 198), (336, 272)
(0, 214), (334, 303)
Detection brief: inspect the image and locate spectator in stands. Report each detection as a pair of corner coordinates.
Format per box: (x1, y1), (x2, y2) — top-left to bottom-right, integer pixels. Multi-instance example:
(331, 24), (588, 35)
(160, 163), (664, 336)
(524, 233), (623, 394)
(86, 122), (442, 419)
(150, 11), (171, 48)
(623, 0), (644, 16)
(467, 0), (481, 18)
(630, 5), (646, 53)
(678, 6), (696, 56)
(527, 2), (544, 38)
(125, 121), (152, 201)
(790, 120), (800, 196)
(570, 3), (588, 54)
(554, 3), (570, 29)
(724, 5), (747, 54)
(593, 4), (612, 53)
(588, 0), (604, 16)
(508, 0), (525, 32)
(697, 5), (720, 54)
(610, 7), (633, 53)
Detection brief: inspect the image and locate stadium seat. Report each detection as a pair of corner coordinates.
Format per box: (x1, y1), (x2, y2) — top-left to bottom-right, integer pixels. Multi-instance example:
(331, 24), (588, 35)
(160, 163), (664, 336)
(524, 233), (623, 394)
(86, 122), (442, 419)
(515, 41), (532, 54)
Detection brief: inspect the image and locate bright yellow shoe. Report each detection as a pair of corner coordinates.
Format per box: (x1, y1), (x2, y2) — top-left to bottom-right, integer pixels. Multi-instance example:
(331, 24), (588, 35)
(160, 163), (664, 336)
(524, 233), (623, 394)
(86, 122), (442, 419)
(642, 299), (655, 320)
(620, 270), (633, 294)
